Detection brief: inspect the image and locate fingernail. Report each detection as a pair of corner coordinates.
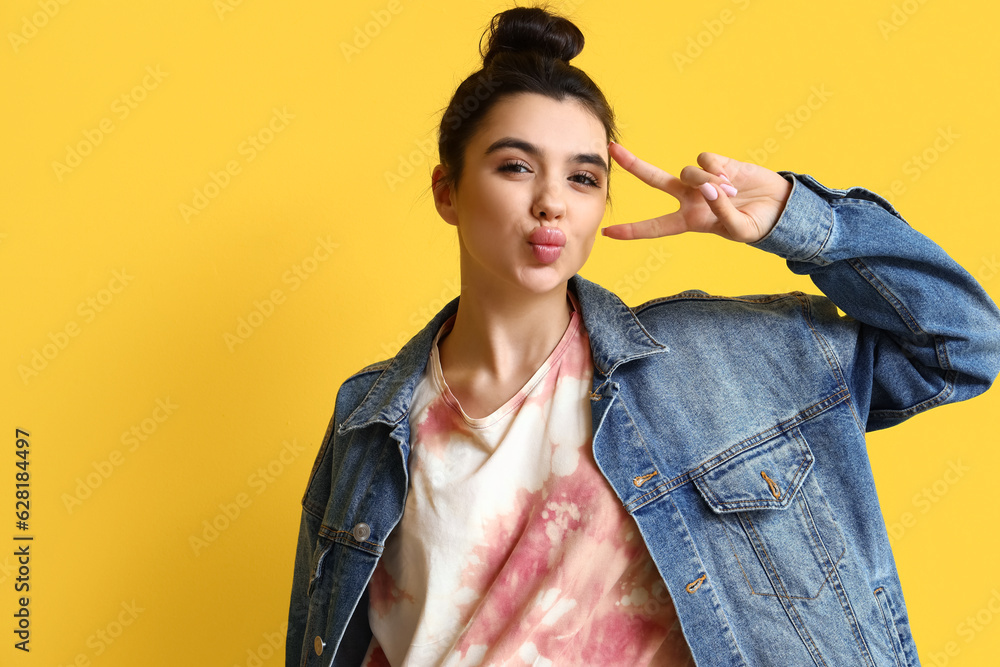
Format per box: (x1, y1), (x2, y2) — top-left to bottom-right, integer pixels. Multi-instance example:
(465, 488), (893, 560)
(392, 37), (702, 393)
(718, 172), (730, 182)
(720, 183), (738, 197)
(699, 182), (718, 201)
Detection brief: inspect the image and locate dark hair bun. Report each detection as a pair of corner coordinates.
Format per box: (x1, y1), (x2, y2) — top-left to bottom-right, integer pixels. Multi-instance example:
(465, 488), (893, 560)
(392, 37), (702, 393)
(481, 6), (585, 68)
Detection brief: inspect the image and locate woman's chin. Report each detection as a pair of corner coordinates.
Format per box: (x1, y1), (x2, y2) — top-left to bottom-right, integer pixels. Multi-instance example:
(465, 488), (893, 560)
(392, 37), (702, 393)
(513, 263), (577, 294)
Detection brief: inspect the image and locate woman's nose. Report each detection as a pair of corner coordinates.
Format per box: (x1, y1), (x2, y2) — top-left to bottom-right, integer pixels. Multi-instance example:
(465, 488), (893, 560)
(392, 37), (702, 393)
(531, 180), (566, 221)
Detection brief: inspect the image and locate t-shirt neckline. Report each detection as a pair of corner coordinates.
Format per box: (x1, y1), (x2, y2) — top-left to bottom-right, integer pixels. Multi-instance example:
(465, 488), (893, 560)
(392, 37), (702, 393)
(429, 291), (582, 428)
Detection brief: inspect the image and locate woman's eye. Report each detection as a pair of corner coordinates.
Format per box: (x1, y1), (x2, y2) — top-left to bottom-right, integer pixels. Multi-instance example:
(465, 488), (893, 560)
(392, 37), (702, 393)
(496, 161), (600, 188)
(498, 160), (530, 173)
(570, 172), (600, 188)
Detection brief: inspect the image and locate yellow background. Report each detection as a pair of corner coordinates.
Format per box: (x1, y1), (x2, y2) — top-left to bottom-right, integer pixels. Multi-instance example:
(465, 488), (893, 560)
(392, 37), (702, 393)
(3, 0), (999, 664)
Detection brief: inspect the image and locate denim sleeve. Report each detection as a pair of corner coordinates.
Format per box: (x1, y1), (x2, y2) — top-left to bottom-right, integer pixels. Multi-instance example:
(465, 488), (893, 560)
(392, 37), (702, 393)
(286, 506), (322, 667)
(286, 401), (340, 667)
(748, 172), (1000, 431)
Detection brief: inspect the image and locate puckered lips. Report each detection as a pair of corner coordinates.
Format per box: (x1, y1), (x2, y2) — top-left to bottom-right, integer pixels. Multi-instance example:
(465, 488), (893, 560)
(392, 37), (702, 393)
(528, 226), (566, 264)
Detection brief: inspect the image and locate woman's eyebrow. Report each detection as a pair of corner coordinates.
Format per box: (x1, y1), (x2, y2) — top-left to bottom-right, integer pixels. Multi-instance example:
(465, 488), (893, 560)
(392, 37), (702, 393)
(484, 136), (609, 175)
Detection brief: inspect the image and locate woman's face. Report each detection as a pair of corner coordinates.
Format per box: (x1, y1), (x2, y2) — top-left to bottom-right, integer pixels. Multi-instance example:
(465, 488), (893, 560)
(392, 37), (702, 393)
(433, 92), (609, 296)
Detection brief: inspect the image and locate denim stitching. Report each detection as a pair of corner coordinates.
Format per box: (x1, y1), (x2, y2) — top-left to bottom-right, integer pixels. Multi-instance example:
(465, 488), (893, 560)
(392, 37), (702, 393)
(760, 471), (781, 500)
(722, 515), (757, 593)
(873, 587), (905, 667)
(302, 501), (324, 521)
(794, 293), (845, 378)
(614, 400), (669, 510)
(830, 192), (905, 222)
(800, 486), (874, 664)
(302, 410), (341, 509)
(625, 480), (671, 512)
(351, 359), (392, 377)
(741, 508), (826, 665)
(742, 513), (793, 598)
(834, 264), (957, 419)
(789, 598), (829, 667)
(339, 365), (399, 434)
(846, 257), (922, 334)
(869, 369), (957, 421)
(937, 333), (953, 372)
(636, 291), (802, 310)
(796, 293), (866, 435)
(847, 256), (962, 420)
(673, 392), (848, 500)
(685, 574), (707, 594)
(321, 528), (384, 556)
(633, 471), (659, 488)
(726, 498), (846, 601)
(793, 430), (849, 583)
(693, 392), (844, 472)
(742, 513), (830, 666)
(796, 491), (845, 603)
(699, 446), (811, 512)
(827, 565), (875, 665)
(307, 540), (333, 597)
(803, 195), (836, 263)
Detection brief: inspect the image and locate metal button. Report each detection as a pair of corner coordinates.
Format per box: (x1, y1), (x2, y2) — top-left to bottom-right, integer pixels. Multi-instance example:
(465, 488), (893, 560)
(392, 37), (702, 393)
(314, 636), (325, 656)
(352, 522), (371, 542)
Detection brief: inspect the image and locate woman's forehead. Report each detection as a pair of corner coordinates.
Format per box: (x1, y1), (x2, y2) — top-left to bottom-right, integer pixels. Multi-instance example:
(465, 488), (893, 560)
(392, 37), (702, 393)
(473, 93), (608, 156)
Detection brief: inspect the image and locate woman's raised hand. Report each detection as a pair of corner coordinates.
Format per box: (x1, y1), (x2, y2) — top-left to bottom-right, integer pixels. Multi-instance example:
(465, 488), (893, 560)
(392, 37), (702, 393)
(602, 142), (793, 244)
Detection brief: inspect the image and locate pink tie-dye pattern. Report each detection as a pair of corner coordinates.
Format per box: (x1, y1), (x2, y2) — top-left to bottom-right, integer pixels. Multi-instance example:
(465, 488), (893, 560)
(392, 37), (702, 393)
(449, 435), (692, 665)
(521, 308), (591, 415)
(418, 392), (473, 459)
(369, 296), (695, 665)
(369, 556), (415, 619)
(362, 641), (391, 667)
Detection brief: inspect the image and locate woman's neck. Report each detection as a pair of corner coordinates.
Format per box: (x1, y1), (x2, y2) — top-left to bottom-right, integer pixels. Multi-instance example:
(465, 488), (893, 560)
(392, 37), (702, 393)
(436, 275), (573, 410)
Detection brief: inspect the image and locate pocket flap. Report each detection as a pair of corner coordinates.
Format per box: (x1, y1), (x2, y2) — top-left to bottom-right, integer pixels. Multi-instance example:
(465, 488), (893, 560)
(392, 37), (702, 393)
(693, 427), (814, 513)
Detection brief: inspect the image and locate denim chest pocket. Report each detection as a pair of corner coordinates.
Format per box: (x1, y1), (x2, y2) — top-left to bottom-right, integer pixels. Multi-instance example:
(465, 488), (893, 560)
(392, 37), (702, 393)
(692, 425), (846, 600)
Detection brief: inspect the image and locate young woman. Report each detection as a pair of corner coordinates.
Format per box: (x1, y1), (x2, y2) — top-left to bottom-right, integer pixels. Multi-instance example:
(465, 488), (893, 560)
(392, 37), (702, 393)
(286, 7), (1000, 666)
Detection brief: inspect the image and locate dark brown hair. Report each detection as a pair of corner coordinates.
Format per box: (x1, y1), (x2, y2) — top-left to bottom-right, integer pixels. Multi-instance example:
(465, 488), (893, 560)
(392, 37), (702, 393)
(436, 5), (618, 200)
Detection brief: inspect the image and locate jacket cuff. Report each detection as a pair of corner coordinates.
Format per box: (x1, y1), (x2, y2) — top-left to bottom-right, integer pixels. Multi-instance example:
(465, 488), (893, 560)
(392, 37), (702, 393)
(747, 172), (836, 264)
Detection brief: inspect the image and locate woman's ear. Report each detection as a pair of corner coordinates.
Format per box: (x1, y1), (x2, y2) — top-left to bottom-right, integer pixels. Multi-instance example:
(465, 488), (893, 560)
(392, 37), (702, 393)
(432, 164), (459, 227)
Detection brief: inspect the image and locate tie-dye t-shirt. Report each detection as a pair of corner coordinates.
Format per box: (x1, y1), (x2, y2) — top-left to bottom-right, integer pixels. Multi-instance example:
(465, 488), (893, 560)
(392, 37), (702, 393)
(362, 293), (695, 666)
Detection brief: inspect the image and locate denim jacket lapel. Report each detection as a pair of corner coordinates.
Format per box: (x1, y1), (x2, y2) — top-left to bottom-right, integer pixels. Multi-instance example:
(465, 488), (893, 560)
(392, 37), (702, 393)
(337, 273), (669, 435)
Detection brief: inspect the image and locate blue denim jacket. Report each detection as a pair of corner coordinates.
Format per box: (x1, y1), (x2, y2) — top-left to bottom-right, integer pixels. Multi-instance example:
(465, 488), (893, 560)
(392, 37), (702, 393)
(286, 172), (1000, 666)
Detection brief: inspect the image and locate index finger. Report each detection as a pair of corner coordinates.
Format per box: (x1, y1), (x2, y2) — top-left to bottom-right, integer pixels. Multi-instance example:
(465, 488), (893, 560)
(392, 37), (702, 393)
(609, 142), (685, 198)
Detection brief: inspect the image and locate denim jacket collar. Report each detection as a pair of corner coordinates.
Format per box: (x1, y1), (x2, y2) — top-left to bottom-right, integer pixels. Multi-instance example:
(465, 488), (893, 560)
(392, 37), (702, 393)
(338, 273), (668, 434)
